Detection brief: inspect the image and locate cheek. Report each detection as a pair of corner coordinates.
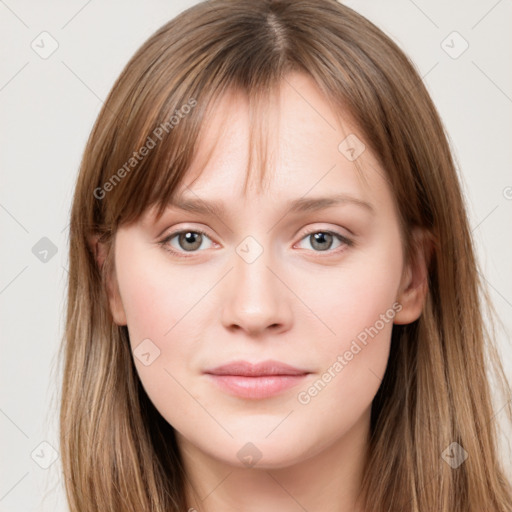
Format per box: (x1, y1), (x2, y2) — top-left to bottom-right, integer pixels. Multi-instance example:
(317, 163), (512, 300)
(299, 227), (403, 349)
(113, 221), (403, 456)
(293, 230), (403, 413)
(115, 248), (215, 423)
(116, 247), (204, 345)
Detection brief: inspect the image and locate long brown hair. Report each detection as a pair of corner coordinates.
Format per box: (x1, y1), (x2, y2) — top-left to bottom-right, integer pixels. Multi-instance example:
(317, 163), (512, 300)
(58, 0), (512, 510)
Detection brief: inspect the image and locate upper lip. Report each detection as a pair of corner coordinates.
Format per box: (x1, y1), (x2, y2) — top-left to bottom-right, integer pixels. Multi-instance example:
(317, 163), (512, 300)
(204, 359), (310, 377)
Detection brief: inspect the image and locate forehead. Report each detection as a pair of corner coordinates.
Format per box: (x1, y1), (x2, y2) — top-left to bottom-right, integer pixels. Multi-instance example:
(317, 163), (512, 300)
(176, 72), (387, 201)
(134, 71), (397, 231)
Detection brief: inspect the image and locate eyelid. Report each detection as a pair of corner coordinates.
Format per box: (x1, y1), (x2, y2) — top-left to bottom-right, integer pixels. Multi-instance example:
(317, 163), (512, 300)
(294, 224), (354, 244)
(160, 227), (215, 244)
(158, 224), (354, 258)
(293, 227), (354, 253)
(158, 222), (213, 237)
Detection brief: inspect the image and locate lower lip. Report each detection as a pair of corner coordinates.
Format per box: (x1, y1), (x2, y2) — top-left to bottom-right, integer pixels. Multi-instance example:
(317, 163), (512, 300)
(205, 374), (309, 399)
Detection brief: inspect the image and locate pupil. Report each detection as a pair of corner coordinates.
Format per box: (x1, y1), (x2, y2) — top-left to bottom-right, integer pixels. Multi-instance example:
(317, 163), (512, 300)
(180, 232), (202, 251)
(312, 232), (332, 251)
(177, 232), (333, 252)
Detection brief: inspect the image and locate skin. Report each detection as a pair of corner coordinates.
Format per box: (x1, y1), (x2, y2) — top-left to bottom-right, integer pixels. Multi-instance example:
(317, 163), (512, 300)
(93, 71), (429, 512)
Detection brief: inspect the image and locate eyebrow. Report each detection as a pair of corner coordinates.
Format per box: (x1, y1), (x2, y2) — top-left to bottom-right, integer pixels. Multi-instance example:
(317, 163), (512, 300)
(168, 193), (375, 217)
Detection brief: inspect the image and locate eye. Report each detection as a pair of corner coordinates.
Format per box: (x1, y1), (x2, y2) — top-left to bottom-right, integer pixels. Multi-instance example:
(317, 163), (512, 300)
(295, 229), (353, 254)
(158, 227), (354, 259)
(159, 228), (214, 257)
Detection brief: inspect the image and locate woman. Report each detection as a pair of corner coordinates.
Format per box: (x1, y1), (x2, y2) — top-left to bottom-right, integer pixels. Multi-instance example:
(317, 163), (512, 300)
(59, 0), (512, 510)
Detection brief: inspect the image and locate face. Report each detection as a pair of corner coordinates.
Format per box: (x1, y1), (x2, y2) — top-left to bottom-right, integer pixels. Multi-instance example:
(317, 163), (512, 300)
(104, 71), (425, 469)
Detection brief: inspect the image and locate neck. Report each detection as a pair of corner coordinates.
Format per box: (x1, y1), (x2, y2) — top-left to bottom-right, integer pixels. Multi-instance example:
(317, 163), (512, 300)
(178, 407), (370, 512)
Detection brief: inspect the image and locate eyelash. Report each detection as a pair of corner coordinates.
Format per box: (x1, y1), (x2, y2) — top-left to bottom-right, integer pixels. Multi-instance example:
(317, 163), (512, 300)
(158, 227), (354, 259)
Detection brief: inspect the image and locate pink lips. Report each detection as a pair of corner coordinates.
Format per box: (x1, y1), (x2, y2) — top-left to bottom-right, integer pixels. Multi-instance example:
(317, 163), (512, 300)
(204, 360), (311, 399)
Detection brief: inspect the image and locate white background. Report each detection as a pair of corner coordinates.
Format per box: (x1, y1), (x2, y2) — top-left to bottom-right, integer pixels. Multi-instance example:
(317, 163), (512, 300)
(1, 0), (511, 510)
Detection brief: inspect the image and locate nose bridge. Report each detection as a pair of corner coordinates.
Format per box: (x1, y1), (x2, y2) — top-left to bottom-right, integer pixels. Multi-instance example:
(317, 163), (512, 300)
(220, 233), (291, 334)
(233, 233), (279, 309)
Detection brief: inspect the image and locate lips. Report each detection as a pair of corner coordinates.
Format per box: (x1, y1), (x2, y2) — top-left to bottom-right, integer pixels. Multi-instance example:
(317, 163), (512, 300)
(203, 360), (311, 399)
(204, 359), (310, 377)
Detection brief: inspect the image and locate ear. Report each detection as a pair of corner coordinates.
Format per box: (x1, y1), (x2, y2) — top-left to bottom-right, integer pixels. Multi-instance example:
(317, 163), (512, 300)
(393, 227), (433, 325)
(88, 234), (127, 326)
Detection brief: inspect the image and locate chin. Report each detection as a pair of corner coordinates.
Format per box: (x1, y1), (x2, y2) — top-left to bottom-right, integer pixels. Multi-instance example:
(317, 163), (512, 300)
(210, 436), (311, 470)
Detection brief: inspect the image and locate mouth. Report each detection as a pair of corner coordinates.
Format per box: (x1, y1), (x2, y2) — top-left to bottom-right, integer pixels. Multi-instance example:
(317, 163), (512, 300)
(203, 360), (312, 399)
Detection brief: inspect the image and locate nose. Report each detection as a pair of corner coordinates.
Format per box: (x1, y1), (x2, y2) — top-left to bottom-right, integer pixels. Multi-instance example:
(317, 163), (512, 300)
(220, 248), (293, 337)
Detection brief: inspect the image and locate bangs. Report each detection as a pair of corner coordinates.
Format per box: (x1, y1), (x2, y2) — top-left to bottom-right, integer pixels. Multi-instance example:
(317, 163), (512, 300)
(146, 77), (284, 225)
(86, 0), (424, 255)
(91, 2), (304, 232)
(121, 82), (285, 226)
(95, 60), (370, 233)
